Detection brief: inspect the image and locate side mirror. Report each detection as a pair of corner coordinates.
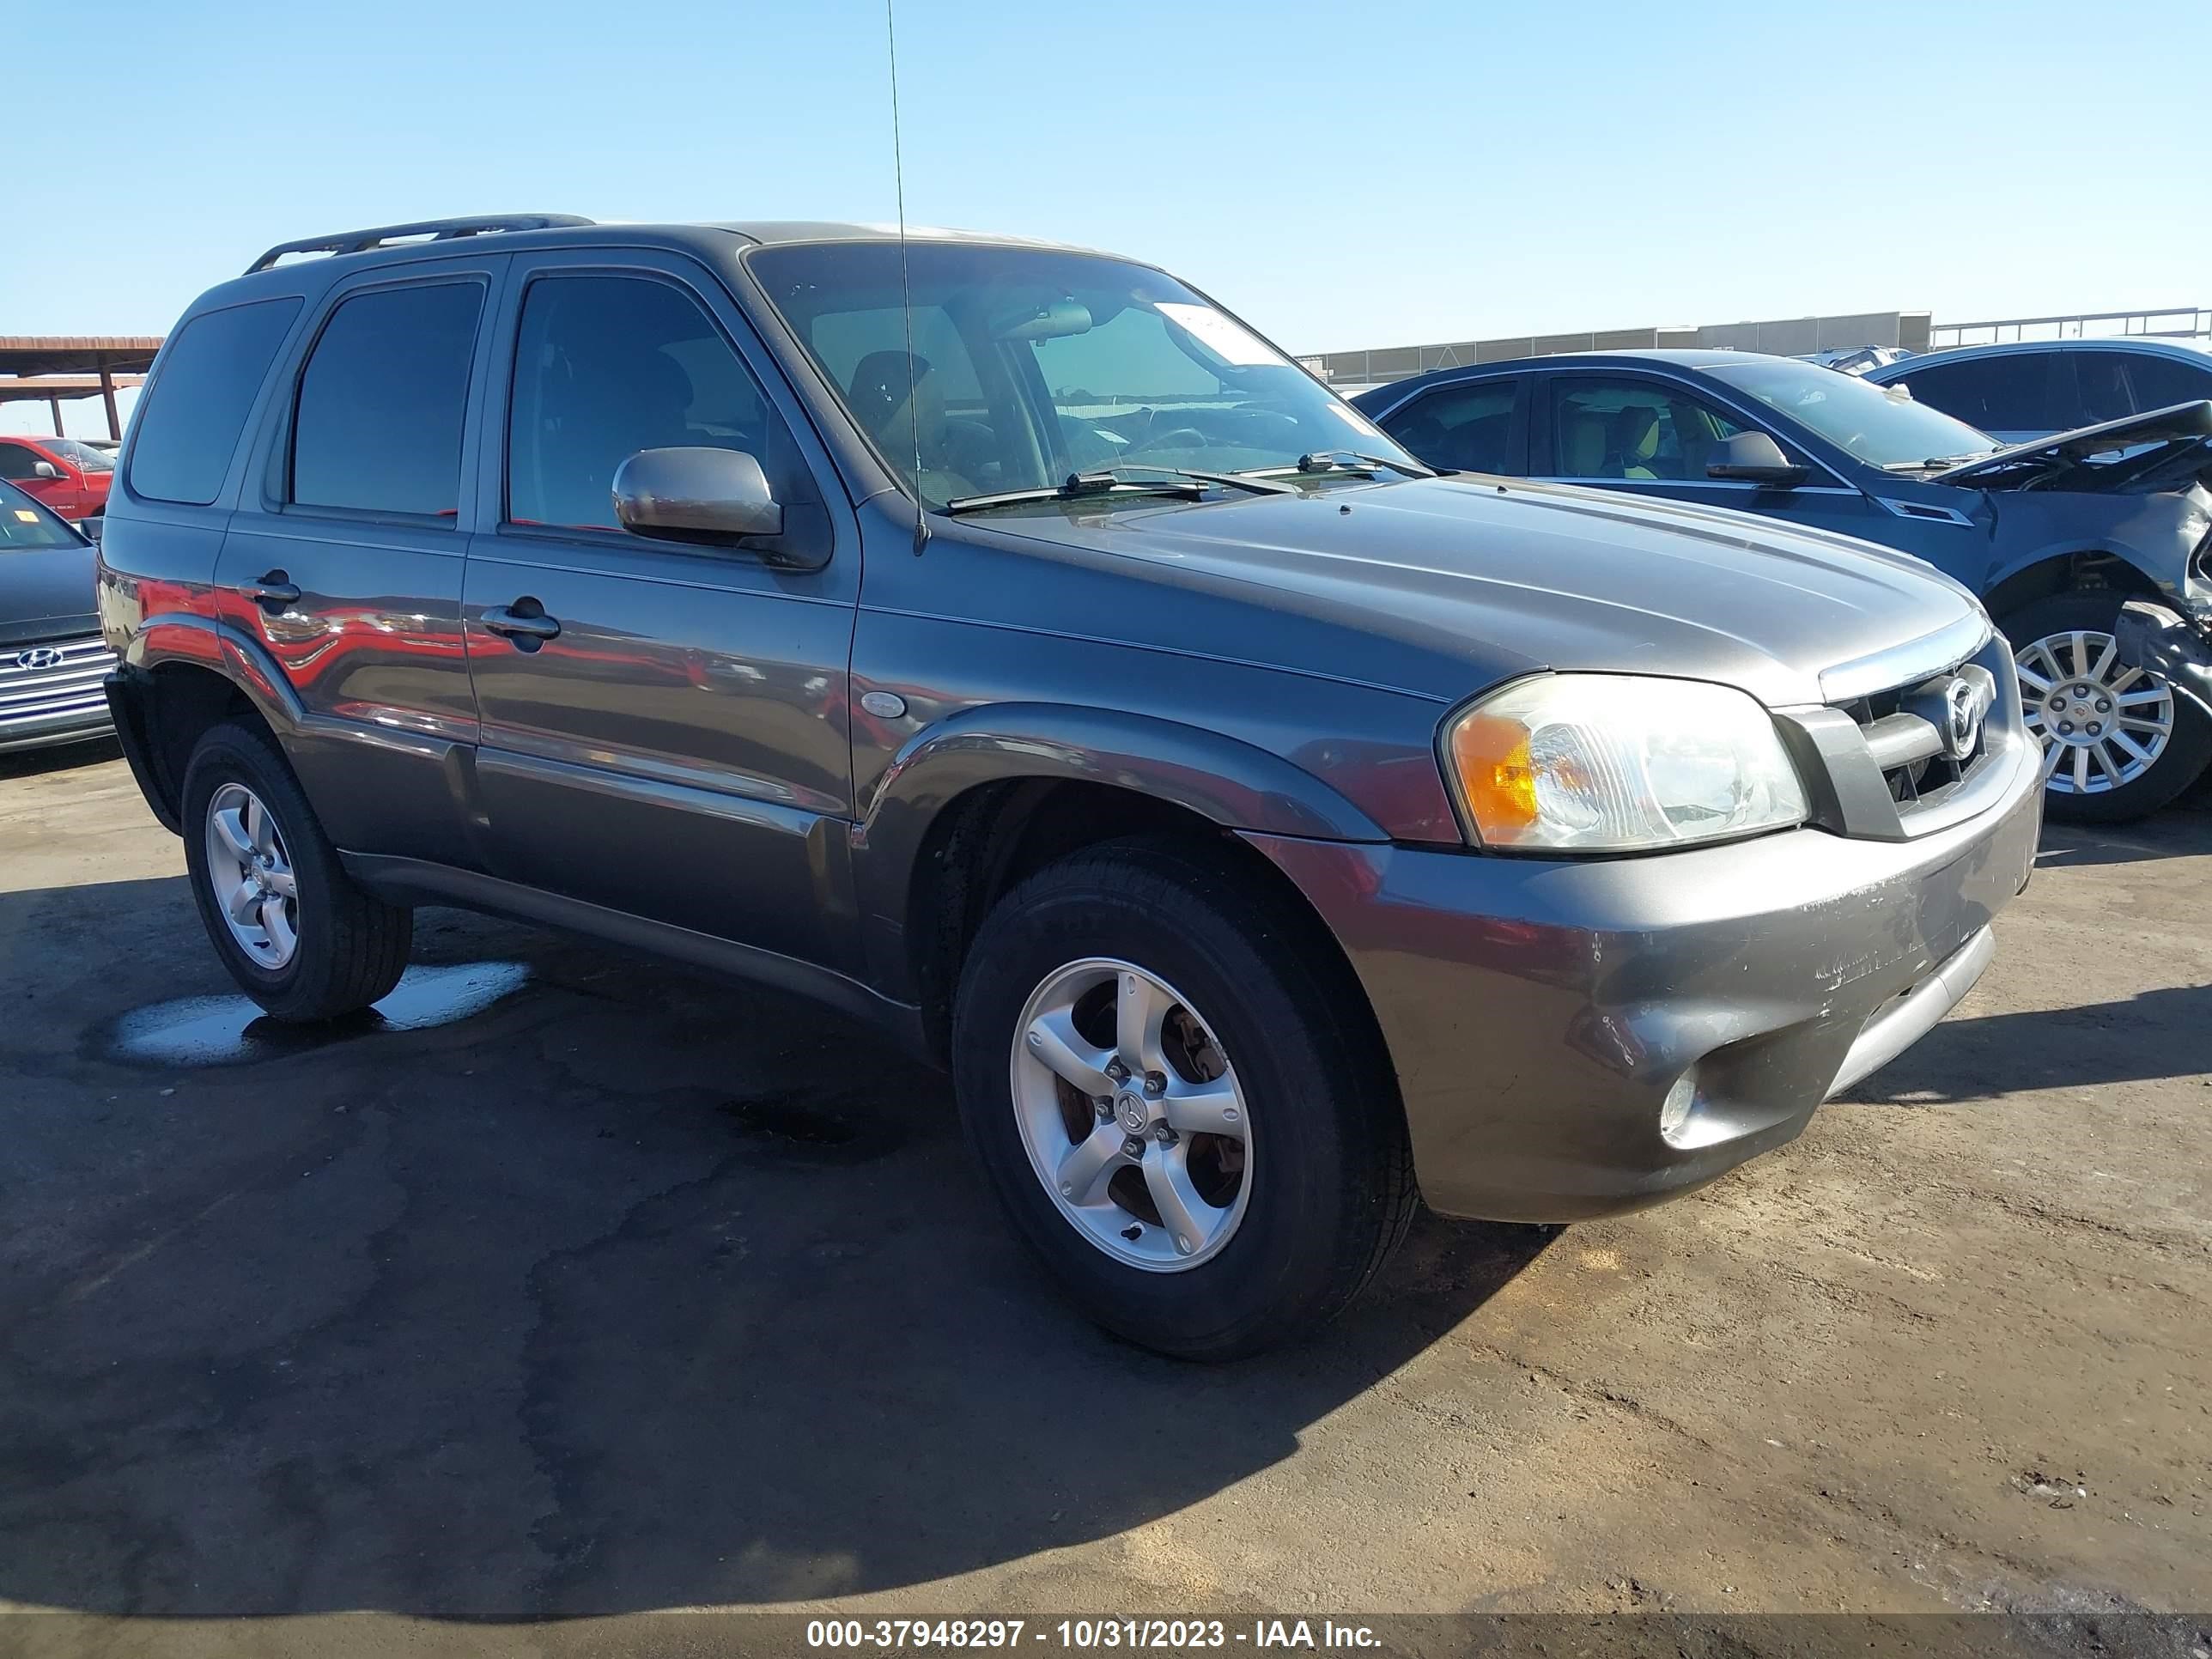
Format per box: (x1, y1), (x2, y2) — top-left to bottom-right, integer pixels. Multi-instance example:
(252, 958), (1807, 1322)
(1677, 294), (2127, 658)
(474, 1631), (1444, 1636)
(1706, 430), (1808, 487)
(32, 460), (60, 481)
(612, 447), (782, 544)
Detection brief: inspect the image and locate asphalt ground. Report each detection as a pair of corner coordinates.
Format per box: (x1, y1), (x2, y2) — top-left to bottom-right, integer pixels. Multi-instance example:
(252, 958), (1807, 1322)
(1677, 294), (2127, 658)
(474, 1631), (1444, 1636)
(2, 740), (2206, 1656)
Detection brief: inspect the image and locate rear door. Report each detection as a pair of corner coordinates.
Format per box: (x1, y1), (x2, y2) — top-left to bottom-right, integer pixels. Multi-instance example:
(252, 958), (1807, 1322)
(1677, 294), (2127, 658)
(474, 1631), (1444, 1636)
(461, 248), (861, 969)
(216, 255), (503, 869)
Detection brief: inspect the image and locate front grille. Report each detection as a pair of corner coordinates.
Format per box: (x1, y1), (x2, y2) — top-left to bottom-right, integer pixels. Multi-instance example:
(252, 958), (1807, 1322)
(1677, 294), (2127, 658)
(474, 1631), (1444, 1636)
(1833, 671), (1996, 820)
(0, 635), (113, 740)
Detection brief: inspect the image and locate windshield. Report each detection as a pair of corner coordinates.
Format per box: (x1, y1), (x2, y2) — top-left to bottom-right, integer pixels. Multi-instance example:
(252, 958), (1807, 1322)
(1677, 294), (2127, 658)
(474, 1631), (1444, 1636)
(0, 480), (85, 550)
(748, 241), (1413, 507)
(43, 437), (114, 471)
(1707, 358), (2000, 468)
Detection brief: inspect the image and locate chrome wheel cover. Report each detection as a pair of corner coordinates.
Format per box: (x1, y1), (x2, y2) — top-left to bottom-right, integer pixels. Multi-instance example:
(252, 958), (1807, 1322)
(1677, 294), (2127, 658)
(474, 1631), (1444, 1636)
(2016, 629), (2175, 794)
(1009, 957), (1252, 1273)
(204, 781), (300, 969)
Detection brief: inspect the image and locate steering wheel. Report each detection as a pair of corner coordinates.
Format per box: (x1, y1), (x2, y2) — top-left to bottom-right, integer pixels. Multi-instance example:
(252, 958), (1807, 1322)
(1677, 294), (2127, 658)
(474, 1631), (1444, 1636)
(1123, 426), (1209, 458)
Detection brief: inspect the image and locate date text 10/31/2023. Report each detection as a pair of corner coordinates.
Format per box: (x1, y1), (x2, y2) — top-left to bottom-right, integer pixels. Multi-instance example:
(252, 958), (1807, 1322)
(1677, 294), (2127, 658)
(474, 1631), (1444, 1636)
(804, 1619), (1384, 1650)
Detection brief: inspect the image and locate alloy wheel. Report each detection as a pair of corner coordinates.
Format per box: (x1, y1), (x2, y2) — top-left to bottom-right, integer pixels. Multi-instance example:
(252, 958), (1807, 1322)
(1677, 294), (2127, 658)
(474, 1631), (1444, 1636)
(204, 781), (300, 969)
(2016, 629), (2175, 794)
(1008, 957), (1252, 1272)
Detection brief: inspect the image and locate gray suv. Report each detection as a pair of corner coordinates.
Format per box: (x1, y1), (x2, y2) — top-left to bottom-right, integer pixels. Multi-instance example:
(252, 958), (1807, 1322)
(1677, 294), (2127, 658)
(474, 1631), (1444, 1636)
(98, 216), (2042, 1358)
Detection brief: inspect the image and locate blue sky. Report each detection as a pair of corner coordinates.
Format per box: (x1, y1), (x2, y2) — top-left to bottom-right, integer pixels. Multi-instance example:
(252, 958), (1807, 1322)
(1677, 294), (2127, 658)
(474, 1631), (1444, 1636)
(5, 0), (2209, 434)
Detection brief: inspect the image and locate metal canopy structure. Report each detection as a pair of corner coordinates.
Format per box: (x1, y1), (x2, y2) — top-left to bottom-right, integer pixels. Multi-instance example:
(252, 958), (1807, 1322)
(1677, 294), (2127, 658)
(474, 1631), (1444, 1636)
(0, 337), (162, 437)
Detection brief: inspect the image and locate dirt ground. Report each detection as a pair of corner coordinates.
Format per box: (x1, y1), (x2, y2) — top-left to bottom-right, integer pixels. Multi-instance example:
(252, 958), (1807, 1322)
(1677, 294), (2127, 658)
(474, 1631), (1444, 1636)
(1, 740), (2206, 1656)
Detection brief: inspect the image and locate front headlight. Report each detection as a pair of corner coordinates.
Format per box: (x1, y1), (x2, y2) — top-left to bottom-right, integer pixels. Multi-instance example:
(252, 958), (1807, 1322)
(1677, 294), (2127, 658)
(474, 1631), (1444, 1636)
(1443, 674), (1809, 853)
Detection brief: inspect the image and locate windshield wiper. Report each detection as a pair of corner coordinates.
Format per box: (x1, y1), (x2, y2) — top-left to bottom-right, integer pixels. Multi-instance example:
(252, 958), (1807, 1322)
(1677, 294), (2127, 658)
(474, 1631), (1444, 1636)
(1127, 465), (1297, 495)
(942, 466), (1291, 515)
(1880, 453), (1996, 473)
(1247, 451), (1433, 484)
(1303, 448), (1435, 478)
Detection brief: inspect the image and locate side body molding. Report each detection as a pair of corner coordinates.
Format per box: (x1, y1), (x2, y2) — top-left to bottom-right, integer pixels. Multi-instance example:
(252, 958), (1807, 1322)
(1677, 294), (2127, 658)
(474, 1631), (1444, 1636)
(850, 701), (1390, 1003)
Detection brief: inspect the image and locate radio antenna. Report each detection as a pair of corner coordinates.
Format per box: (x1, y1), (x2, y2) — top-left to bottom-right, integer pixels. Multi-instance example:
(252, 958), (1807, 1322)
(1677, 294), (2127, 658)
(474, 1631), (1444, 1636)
(885, 0), (927, 555)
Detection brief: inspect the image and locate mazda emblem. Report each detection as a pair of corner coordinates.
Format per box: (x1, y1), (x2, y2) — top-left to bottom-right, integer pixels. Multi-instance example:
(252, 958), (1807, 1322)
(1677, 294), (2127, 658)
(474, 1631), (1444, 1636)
(1943, 677), (1984, 761)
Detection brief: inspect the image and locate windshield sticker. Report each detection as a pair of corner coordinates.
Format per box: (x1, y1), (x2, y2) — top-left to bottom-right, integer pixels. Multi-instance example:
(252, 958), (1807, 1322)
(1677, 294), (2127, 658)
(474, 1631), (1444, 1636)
(1156, 302), (1276, 367)
(13, 509), (37, 523)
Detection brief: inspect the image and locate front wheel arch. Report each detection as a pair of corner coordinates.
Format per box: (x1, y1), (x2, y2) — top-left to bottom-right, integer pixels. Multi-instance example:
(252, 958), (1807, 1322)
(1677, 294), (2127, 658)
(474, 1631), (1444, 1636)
(1983, 550), (2160, 629)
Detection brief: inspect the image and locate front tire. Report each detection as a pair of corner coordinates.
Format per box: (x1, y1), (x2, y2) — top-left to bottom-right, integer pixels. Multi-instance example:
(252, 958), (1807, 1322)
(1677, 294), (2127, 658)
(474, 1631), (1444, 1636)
(180, 721), (413, 1021)
(951, 837), (1414, 1360)
(2004, 589), (2212, 823)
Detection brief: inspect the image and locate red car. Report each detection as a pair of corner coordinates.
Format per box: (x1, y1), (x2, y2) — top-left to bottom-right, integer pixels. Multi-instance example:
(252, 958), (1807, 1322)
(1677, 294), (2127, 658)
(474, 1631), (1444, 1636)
(0, 434), (114, 520)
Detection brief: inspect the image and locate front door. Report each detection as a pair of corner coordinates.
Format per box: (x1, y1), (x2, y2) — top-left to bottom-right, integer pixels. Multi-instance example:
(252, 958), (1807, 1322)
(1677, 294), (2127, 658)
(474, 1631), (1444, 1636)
(461, 252), (861, 971)
(216, 257), (503, 869)
(0, 441), (80, 518)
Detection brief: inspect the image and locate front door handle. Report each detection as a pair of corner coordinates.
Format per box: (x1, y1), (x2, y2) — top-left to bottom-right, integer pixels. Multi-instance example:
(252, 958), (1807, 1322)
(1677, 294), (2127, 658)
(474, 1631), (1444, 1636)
(240, 571), (301, 609)
(481, 599), (561, 647)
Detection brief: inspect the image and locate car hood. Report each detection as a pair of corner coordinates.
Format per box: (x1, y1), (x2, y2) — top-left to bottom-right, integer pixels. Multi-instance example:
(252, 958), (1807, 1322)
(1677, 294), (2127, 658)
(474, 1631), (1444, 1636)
(1006, 477), (1986, 708)
(1930, 399), (2212, 489)
(0, 542), (100, 647)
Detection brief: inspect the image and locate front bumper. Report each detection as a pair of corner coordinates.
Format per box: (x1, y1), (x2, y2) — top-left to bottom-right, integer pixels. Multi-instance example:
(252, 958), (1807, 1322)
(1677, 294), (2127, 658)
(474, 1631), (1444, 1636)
(2114, 599), (2212, 720)
(0, 707), (113, 754)
(1248, 730), (2043, 1224)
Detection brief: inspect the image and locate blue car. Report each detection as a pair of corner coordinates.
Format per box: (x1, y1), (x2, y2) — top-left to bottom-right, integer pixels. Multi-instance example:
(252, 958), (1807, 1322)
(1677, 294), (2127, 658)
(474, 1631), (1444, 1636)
(1865, 337), (2212, 445)
(0, 477), (111, 754)
(1353, 350), (2212, 821)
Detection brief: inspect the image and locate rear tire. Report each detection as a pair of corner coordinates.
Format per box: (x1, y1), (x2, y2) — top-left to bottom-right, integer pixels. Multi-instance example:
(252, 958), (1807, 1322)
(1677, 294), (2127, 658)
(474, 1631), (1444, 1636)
(2002, 588), (2212, 823)
(180, 720), (412, 1021)
(951, 836), (1415, 1360)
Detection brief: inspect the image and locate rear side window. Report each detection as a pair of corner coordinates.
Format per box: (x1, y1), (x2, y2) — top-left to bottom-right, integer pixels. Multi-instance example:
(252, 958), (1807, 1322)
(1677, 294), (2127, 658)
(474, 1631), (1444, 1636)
(2069, 352), (2133, 426)
(127, 297), (302, 505)
(291, 283), (483, 517)
(1380, 381), (1519, 473)
(1893, 355), (2054, 432)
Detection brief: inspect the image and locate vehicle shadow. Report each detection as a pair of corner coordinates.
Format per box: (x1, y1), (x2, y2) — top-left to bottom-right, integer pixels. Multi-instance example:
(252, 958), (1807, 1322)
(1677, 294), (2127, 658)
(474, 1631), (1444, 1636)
(1837, 980), (2212, 1105)
(0, 732), (120, 781)
(0, 878), (1549, 1620)
(2032, 801), (2212, 872)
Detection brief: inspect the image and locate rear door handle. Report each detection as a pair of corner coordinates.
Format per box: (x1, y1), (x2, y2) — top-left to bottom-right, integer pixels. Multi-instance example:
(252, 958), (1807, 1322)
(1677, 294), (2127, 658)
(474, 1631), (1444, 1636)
(240, 572), (301, 609)
(481, 600), (561, 646)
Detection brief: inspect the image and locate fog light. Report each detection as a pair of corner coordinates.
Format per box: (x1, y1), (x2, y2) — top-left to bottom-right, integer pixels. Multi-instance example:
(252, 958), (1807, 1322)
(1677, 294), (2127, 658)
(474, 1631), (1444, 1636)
(1659, 1073), (1698, 1142)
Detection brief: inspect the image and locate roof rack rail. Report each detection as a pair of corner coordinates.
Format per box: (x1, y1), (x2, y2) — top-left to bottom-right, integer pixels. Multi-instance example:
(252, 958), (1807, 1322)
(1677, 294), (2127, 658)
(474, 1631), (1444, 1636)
(245, 215), (596, 274)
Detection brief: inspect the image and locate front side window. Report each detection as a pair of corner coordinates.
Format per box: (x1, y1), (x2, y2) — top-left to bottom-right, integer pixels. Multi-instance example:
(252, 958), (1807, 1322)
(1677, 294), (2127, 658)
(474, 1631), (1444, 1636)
(1550, 379), (1742, 481)
(2122, 352), (2212, 414)
(291, 283), (483, 516)
(506, 273), (817, 533)
(1381, 381), (1519, 473)
(748, 241), (1413, 507)
(1710, 359), (1998, 469)
(129, 297), (303, 506)
(0, 443), (40, 481)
